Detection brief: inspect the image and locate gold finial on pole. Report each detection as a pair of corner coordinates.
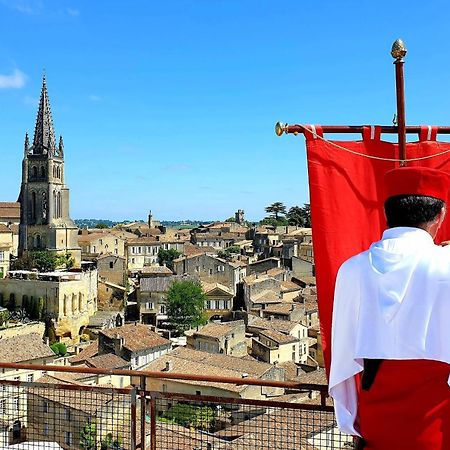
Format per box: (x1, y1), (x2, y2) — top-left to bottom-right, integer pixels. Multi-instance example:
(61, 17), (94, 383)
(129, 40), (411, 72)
(391, 39), (407, 166)
(391, 39), (407, 62)
(275, 122), (288, 136)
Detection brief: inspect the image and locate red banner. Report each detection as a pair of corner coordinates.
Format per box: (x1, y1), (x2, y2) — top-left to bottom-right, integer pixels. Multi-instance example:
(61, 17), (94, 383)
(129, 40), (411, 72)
(305, 126), (450, 375)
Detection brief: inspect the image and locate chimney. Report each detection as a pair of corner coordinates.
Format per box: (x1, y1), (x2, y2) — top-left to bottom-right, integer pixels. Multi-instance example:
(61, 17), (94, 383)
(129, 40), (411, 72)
(45, 337), (49, 346)
(113, 333), (124, 353)
(165, 361), (173, 372)
(270, 315), (274, 321)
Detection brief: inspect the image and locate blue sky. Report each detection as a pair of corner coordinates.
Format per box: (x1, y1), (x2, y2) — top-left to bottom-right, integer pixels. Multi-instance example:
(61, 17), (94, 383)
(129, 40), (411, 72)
(1, 0), (450, 221)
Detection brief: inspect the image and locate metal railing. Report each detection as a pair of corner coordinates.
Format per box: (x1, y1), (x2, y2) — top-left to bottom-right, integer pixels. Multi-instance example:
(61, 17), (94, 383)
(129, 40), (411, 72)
(0, 362), (351, 449)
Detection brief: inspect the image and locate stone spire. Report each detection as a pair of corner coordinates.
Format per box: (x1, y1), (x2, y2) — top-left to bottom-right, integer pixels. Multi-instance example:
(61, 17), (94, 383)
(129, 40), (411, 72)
(58, 135), (64, 157)
(24, 132), (29, 155)
(32, 74), (57, 156)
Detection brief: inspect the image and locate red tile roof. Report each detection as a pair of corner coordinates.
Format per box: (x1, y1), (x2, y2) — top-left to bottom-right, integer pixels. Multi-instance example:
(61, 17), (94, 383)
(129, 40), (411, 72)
(100, 324), (171, 352)
(0, 202), (20, 220)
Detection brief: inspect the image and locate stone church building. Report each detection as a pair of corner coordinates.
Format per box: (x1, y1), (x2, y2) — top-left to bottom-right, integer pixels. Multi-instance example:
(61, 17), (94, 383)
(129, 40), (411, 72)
(18, 75), (81, 267)
(0, 76), (97, 342)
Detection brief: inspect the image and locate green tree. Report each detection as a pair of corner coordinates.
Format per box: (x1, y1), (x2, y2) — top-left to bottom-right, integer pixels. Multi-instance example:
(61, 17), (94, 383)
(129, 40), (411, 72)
(30, 251), (58, 272)
(0, 310), (10, 327)
(300, 203), (311, 227)
(80, 421), (97, 450)
(29, 297), (39, 320)
(96, 223), (109, 229)
(50, 342), (67, 357)
(218, 245), (241, 260)
(12, 251), (74, 272)
(286, 204), (311, 227)
(265, 202), (287, 221)
(159, 404), (216, 431)
(157, 248), (182, 271)
(38, 297), (45, 320)
(55, 253), (75, 270)
(22, 295), (29, 313)
(260, 217), (289, 227)
(101, 433), (122, 450)
(165, 280), (207, 333)
(8, 293), (16, 311)
(287, 206), (304, 226)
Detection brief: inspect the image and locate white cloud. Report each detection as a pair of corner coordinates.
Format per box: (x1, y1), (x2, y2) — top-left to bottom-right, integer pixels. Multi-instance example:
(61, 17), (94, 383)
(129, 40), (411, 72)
(0, 0), (41, 15)
(0, 69), (27, 89)
(67, 7), (79, 16)
(89, 94), (101, 102)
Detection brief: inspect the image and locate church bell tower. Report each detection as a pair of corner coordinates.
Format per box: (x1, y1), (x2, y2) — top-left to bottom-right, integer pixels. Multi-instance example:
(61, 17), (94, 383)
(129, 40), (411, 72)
(19, 75), (81, 267)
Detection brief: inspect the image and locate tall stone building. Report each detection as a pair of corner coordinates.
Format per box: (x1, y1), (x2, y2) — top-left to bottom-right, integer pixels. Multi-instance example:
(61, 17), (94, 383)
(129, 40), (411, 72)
(18, 76), (81, 266)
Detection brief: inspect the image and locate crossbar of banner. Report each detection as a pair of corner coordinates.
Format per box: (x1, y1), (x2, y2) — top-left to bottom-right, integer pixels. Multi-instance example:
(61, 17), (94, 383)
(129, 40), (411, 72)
(275, 124), (450, 135)
(275, 39), (450, 166)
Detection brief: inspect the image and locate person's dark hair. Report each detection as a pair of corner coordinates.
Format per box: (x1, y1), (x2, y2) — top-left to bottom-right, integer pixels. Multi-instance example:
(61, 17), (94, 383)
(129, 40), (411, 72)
(384, 195), (445, 228)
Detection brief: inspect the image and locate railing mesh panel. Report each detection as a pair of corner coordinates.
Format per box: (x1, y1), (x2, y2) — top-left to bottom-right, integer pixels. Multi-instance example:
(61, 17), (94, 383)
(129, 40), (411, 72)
(147, 393), (352, 450)
(0, 381), (134, 450)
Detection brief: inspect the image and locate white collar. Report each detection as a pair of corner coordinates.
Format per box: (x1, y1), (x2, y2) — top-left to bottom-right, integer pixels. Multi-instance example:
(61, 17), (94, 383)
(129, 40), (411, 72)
(381, 227), (434, 245)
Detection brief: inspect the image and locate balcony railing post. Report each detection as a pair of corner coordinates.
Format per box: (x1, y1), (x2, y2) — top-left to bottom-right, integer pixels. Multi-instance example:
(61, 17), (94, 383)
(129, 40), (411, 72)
(139, 375), (146, 449)
(149, 393), (157, 450)
(131, 387), (137, 450)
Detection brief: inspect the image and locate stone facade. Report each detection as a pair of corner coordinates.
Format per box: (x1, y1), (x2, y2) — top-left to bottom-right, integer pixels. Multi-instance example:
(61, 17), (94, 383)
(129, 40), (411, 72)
(98, 323), (171, 370)
(97, 254), (126, 286)
(78, 231), (126, 259)
(0, 226), (13, 279)
(0, 269), (98, 341)
(186, 320), (247, 356)
(126, 237), (185, 270)
(18, 76), (81, 266)
(173, 253), (243, 295)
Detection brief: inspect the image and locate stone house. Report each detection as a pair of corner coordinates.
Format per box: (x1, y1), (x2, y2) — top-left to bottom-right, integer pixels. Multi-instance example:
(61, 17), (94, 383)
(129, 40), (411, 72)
(308, 327), (325, 368)
(173, 253), (244, 295)
(0, 203), (20, 226)
(252, 328), (301, 364)
(247, 315), (309, 364)
(191, 233), (236, 250)
(292, 255), (315, 278)
(185, 320), (246, 356)
(98, 323), (171, 370)
(247, 257), (281, 276)
(126, 237), (185, 270)
(27, 375), (131, 450)
(0, 225), (13, 279)
(242, 274), (282, 312)
(280, 280), (302, 302)
(97, 254), (126, 286)
(250, 227), (271, 254)
(139, 347), (285, 400)
(78, 231), (125, 259)
(301, 293), (319, 328)
(0, 204), (19, 257)
(262, 303), (304, 322)
(85, 311), (124, 338)
(201, 282), (234, 319)
(0, 269), (98, 342)
(137, 275), (195, 326)
(0, 333), (57, 447)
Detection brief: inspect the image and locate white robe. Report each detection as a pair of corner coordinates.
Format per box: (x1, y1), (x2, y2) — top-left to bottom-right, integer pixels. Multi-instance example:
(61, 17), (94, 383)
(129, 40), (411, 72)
(329, 227), (450, 436)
